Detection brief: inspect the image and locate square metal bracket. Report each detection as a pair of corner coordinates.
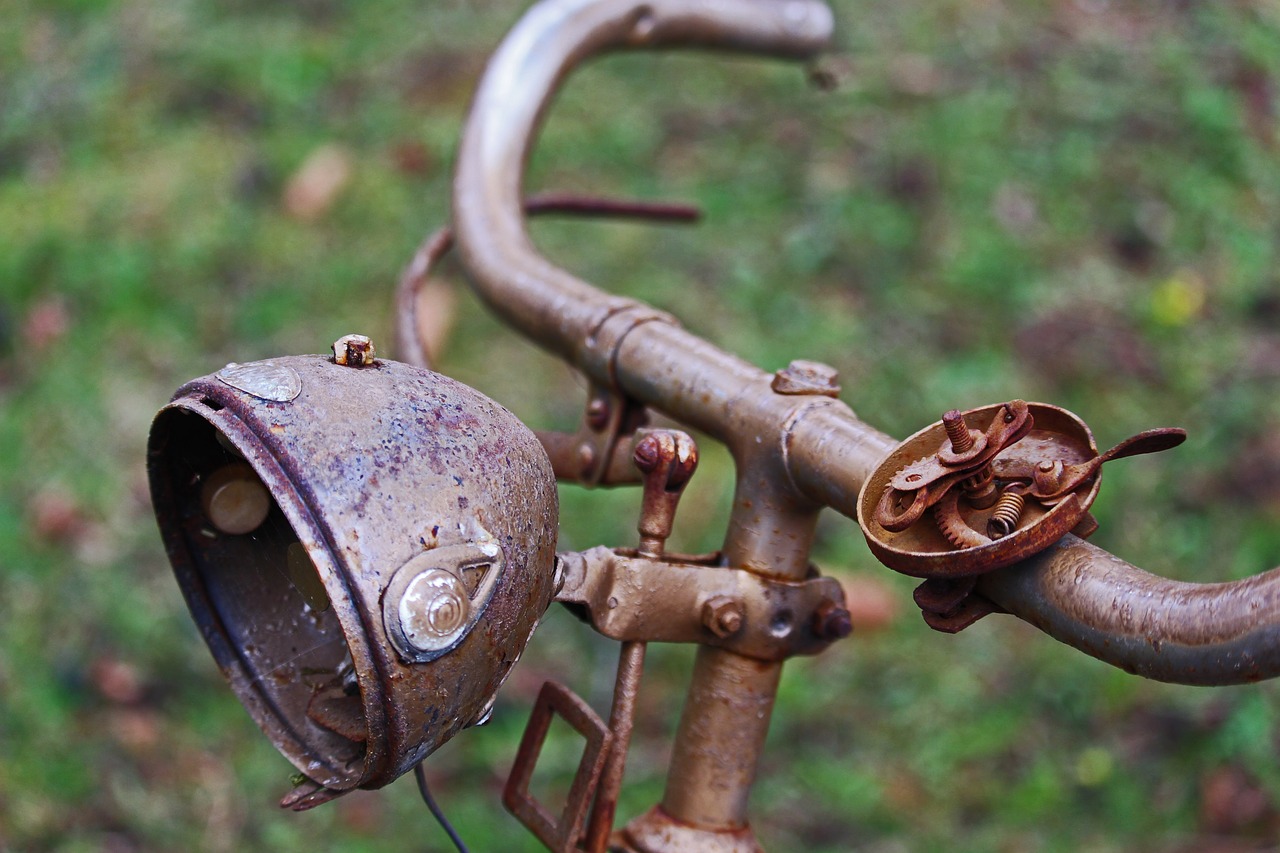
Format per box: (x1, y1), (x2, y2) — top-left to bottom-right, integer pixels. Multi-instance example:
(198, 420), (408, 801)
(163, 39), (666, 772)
(503, 681), (614, 852)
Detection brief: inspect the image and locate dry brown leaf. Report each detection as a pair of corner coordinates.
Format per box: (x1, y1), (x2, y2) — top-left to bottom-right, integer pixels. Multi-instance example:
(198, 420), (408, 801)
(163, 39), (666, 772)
(1200, 765), (1273, 834)
(415, 278), (457, 364)
(282, 144), (353, 222)
(90, 656), (146, 705)
(22, 296), (70, 352)
(830, 571), (901, 633)
(29, 488), (89, 544)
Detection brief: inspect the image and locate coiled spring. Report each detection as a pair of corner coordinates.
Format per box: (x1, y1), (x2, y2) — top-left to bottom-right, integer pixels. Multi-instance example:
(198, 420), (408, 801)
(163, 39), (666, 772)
(987, 491), (1026, 539)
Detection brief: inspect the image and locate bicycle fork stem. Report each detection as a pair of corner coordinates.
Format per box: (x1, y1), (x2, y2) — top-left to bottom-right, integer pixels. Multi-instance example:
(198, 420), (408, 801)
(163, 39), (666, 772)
(623, 474), (821, 851)
(662, 649), (784, 829)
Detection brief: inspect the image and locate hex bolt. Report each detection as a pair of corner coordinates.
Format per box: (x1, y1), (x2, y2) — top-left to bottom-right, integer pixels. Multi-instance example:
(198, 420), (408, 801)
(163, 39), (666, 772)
(811, 600), (853, 641)
(332, 333), (376, 367)
(702, 596), (744, 638)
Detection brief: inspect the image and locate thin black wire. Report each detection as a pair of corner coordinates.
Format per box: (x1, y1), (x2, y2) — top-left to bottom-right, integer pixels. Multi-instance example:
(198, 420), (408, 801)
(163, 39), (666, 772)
(414, 762), (470, 853)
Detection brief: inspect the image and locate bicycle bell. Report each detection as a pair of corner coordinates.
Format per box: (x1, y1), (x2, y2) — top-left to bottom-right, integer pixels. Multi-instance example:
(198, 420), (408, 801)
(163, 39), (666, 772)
(147, 336), (558, 804)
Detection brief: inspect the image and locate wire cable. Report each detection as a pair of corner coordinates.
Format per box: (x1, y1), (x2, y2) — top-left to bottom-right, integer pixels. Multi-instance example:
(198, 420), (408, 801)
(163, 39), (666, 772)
(414, 762), (469, 853)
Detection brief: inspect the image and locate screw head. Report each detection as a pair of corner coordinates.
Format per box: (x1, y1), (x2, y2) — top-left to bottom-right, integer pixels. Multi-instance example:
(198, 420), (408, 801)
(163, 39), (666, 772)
(585, 397), (611, 431)
(397, 568), (471, 653)
(771, 360), (841, 397)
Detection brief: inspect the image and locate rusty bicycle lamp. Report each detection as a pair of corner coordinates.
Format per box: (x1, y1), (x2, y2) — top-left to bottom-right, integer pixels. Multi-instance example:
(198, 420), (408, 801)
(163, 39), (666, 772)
(146, 341), (559, 806)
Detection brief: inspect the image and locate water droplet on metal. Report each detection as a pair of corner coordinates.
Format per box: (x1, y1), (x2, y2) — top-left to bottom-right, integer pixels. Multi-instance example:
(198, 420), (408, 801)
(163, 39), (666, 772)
(217, 361), (302, 402)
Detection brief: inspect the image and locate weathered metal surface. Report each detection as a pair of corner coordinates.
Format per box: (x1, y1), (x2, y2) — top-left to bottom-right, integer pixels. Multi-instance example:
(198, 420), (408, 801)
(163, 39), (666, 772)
(861, 403), (1185, 633)
(503, 681), (613, 852)
(913, 576), (1001, 634)
(858, 402), (1102, 578)
(632, 430), (698, 557)
(556, 547), (847, 661)
(770, 359), (841, 397)
(148, 355), (558, 796)
(864, 404), (1185, 577)
(440, 0), (1280, 845)
(583, 640), (648, 853)
(577, 386), (652, 486)
(536, 426), (644, 485)
(657, 647), (782, 836)
(977, 535), (1280, 685)
(452, 0), (833, 373)
(619, 805), (763, 853)
(394, 195), (700, 373)
(450, 2), (865, 842)
(141, 0), (1280, 849)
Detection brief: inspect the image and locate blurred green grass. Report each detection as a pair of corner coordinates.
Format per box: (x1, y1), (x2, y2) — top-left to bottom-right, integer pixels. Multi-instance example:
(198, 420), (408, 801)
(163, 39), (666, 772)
(3, 0), (1280, 850)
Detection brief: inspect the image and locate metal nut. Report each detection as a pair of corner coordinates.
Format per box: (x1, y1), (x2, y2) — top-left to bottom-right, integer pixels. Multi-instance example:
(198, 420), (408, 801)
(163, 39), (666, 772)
(771, 359), (840, 397)
(811, 600), (853, 641)
(332, 334), (376, 367)
(702, 595), (744, 638)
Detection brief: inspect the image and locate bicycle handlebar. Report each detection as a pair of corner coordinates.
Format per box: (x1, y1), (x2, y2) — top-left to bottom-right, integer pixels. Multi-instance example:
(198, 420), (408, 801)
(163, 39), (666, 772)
(978, 535), (1280, 685)
(454, 0), (834, 367)
(450, 0), (1280, 685)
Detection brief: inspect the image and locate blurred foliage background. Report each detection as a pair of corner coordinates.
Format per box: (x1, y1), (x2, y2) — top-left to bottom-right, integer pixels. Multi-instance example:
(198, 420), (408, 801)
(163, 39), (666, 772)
(3, 0), (1280, 850)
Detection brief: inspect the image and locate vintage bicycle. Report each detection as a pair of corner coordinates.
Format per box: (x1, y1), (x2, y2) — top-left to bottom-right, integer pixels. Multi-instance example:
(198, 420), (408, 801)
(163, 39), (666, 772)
(145, 0), (1280, 850)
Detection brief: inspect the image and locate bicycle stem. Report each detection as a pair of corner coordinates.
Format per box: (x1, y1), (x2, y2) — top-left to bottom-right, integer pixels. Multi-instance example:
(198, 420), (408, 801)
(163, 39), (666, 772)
(451, 0), (1280, 843)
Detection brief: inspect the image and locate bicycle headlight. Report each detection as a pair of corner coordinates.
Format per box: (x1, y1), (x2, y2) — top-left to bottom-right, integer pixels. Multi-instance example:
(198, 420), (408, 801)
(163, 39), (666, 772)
(147, 351), (558, 800)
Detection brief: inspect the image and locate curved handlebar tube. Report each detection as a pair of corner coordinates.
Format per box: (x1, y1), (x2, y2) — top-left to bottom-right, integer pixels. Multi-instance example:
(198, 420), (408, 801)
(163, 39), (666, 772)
(978, 535), (1280, 686)
(453, 0), (1280, 690)
(455, 0), (888, 564)
(454, 0), (834, 368)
